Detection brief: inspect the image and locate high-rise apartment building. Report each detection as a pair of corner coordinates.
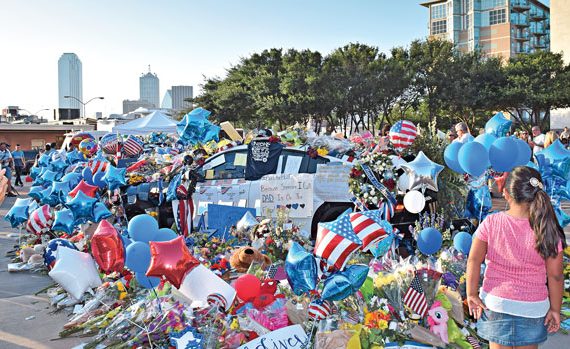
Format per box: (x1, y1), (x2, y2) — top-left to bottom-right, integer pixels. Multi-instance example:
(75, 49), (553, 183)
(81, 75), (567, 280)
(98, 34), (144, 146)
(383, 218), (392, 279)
(421, 0), (550, 59)
(140, 66), (160, 108)
(58, 53), (83, 119)
(171, 85), (193, 111)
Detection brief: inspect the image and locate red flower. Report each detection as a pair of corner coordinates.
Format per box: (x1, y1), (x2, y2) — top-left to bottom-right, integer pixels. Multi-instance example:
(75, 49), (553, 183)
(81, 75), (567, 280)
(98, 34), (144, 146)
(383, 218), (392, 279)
(350, 168), (363, 178)
(268, 135), (280, 143)
(383, 178), (396, 191)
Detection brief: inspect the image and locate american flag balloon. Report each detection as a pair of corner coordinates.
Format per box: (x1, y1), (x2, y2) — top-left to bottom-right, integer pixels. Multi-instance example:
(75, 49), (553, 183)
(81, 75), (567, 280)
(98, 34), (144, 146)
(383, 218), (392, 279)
(122, 135), (145, 158)
(389, 120), (417, 151)
(349, 210), (391, 252)
(26, 204), (54, 235)
(308, 299), (334, 321)
(207, 293), (227, 310)
(314, 210), (362, 271)
(100, 133), (120, 155)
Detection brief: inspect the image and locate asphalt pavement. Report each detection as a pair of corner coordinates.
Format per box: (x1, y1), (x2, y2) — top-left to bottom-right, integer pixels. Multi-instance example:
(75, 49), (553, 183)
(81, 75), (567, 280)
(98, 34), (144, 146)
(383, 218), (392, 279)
(0, 183), (568, 348)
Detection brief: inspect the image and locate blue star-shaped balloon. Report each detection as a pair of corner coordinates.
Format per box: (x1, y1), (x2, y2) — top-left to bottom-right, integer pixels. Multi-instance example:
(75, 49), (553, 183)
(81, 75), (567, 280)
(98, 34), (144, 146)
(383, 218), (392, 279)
(537, 139), (570, 163)
(30, 166), (41, 180)
(40, 186), (59, 206)
(65, 190), (97, 224)
(176, 107), (220, 145)
(170, 327), (203, 349)
(485, 112), (512, 137)
(321, 264), (369, 301)
(38, 153), (51, 167)
(43, 238), (78, 268)
(52, 208), (77, 235)
(400, 151), (444, 192)
(93, 202), (112, 223)
(60, 172), (83, 189)
(41, 170), (59, 183)
(67, 149), (86, 164)
(28, 185), (44, 200)
(50, 157), (68, 173)
(49, 181), (72, 205)
(4, 198), (33, 228)
(285, 242), (318, 295)
(102, 165), (127, 190)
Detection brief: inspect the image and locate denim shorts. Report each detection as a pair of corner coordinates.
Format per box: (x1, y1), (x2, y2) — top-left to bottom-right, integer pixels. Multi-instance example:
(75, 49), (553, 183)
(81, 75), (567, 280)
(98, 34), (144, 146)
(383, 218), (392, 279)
(477, 309), (547, 346)
(4, 167), (11, 179)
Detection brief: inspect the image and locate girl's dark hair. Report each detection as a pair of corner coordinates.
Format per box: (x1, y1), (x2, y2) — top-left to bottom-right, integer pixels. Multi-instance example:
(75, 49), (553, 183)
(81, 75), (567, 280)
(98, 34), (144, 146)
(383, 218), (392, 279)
(505, 166), (566, 259)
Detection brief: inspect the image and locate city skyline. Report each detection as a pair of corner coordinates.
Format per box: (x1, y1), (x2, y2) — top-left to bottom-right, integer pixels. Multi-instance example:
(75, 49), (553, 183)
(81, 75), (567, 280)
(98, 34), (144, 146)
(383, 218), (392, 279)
(0, 0), (549, 117)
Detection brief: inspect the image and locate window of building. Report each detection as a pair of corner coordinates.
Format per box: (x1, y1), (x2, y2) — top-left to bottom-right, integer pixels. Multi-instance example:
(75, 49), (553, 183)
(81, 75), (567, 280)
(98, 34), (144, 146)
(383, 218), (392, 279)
(431, 4), (447, 20)
(464, 0), (472, 12)
(31, 139), (45, 150)
(432, 20), (447, 34)
(489, 9), (506, 25)
(482, 0), (506, 9)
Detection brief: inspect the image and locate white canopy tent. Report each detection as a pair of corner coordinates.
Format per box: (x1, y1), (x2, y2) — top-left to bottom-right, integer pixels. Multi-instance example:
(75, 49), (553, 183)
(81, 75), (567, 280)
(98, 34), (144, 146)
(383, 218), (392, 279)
(111, 111), (177, 135)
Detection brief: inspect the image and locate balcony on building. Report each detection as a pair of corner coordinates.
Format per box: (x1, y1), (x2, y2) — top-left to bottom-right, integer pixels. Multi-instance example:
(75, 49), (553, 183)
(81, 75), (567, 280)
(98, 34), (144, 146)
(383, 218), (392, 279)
(513, 30), (530, 41)
(529, 9), (547, 21)
(511, 0), (531, 12)
(511, 13), (530, 27)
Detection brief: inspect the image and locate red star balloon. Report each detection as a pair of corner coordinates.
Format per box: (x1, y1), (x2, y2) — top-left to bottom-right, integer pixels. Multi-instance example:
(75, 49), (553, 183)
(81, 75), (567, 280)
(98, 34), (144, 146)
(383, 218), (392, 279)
(68, 179), (98, 198)
(146, 236), (199, 288)
(91, 220), (124, 274)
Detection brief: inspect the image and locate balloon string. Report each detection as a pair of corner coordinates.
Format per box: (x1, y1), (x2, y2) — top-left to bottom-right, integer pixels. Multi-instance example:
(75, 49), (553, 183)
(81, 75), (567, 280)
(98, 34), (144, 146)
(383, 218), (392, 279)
(149, 283), (162, 313)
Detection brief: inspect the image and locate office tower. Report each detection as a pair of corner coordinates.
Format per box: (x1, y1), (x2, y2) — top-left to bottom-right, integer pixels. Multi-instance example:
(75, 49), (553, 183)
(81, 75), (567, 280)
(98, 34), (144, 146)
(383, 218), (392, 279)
(140, 65), (160, 108)
(171, 85), (193, 111)
(58, 53), (83, 119)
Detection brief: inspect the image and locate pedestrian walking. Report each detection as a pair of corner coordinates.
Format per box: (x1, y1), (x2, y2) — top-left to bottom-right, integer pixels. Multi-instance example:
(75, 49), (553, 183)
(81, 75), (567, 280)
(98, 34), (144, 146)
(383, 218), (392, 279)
(11, 144), (24, 187)
(0, 142), (16, 196)
(466, 166), (565, 347)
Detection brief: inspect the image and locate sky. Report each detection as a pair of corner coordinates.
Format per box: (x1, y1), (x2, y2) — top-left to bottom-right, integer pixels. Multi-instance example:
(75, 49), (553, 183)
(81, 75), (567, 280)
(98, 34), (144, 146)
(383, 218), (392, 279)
(0, 0), (549, 118)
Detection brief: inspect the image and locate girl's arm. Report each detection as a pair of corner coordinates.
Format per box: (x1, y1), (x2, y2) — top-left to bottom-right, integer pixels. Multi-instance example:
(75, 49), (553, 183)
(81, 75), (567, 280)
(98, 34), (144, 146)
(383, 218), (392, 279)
(466, 236), (487, 319)
(544, 251), (564, 333)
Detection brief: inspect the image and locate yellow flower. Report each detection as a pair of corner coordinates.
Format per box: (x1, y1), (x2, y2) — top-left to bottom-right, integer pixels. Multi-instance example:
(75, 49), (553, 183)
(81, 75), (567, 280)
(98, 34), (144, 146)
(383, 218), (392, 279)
(317, 148), (329, 156)
(374, 274), (396, 289)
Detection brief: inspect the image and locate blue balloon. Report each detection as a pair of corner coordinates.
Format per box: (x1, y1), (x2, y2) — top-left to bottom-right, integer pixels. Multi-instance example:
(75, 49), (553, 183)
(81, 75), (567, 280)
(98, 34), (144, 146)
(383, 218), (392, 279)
(151, 228), (178, 242)
(285, 242), (318, 295)
(65, 190), (97, 224)
(417, 227), (442, 255)
(4, 203), (29, 228)
(321, 265), (368, 301)
(514, 139), (532, 166)
(458, 141), (489, 177)
(489, 137), (519, 172)
(371, 233), (394, 258)
(485, 112), (512, 137)
(538, 139), (570, 163)
(128, 214), (159, 243)
(38, 154), (51, 167)
(43, 238), (78, 267)
(52, 208), (77, 234)
(176, 107), (220, 145)
(40, 186), (58, 206)
(93, 170), (106, 189)
(474, 133), (497, 151)
(30, 166), (41, 180)
(444, 142), (465, 174)
(82, 167), (94, 185)
(60, 172), (83, 188)
(554, 204), (570, 228)
(102, 165), (127, 191)
(93, 202), (112, 223)
(50, 158), (68, 173)
(28, 186), (44, 200)
(41, 170), (58, 183)
(125, 241), (151, 273)
(135, 272), (161, 289)
(526, 161), (539, 170)
(464, 186), (492, 221)
(67, 149), (86, 164)
(50, 181), (72, 205)
(453, 232), (473, 255)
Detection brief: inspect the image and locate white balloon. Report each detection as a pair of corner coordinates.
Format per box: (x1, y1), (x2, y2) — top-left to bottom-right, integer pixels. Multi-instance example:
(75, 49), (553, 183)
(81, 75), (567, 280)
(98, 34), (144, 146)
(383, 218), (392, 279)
(397, 173), (410, 193)
(48, 247), (102, 300)
(403, 190), (426, 214)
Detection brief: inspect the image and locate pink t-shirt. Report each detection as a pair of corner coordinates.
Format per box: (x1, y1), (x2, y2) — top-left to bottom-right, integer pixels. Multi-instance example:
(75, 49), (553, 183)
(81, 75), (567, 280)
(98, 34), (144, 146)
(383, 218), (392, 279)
(476, 212), (561, 302)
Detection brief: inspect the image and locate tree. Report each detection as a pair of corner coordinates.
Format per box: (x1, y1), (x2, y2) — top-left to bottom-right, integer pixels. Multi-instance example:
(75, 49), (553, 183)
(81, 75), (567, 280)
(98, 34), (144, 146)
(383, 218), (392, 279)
(500, 51), (570, 130)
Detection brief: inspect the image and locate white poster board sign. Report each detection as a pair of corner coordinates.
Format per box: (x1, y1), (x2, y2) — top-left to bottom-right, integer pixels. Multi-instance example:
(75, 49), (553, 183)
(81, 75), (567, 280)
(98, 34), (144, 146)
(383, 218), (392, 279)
(238, 325), (308, 349)
(314, 163), (352, 202)
(260, 174), (313, 218)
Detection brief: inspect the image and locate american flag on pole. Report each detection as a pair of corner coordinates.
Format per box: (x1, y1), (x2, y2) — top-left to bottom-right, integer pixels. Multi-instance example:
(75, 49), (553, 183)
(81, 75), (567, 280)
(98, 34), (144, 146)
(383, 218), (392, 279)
(389, 120), (417, 150)
(314, 210), (362, 271)
(122, 135), (144, 158)
(349, 210), (390, 252)
(403, 273), (428, 317)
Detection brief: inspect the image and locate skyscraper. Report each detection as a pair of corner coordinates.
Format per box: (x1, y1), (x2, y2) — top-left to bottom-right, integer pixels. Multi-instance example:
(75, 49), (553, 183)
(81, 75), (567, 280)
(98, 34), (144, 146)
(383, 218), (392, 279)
(420, 0), (550, 59)
(58, 53), (83, 119)
(140, 66), (160, 108)
(171, 85), (193, 111)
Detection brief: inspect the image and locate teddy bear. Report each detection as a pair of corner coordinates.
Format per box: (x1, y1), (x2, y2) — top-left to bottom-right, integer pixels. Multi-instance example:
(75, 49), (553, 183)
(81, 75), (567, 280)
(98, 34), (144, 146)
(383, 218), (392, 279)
(229, 246), (271, 273)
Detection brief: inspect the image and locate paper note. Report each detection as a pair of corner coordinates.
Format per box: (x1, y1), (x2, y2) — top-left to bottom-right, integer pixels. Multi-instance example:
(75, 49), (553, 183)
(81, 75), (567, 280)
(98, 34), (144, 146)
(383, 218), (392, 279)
(284, 156), (303, 174)
(237, 199), (247, 207)
(218, 200), (233, 206)
(207, 154), (225, 169)
(197, 201), (212, 215)
(234, 153), (247, 166)
(276, 156), (283, 174)
(205, 170), (214, 179)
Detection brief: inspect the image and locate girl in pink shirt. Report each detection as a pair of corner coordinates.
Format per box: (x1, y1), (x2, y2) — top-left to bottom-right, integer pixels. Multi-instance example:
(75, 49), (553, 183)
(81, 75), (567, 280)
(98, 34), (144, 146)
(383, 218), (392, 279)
(467, 166), (566, 348)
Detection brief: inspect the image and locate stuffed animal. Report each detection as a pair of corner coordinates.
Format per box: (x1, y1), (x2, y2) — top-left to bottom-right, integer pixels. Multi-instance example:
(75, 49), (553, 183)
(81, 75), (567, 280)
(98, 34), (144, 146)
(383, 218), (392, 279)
(434, 293), (472, 349)
(229, 246), (271, 273)
(427, 300), (449, 344)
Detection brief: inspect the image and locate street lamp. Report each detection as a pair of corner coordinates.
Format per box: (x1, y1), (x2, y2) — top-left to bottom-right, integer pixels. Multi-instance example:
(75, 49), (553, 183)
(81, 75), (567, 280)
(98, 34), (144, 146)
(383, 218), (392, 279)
(64, 96), (104, 118)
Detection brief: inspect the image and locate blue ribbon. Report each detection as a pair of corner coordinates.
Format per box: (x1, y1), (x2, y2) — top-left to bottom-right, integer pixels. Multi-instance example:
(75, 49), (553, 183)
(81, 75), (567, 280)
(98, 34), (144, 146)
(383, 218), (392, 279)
(361, 164), (397, 207)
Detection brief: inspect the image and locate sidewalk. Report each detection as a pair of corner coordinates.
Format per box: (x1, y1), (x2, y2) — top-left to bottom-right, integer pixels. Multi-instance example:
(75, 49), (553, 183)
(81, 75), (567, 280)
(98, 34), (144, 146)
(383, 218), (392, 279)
(0, 183), (567, 348)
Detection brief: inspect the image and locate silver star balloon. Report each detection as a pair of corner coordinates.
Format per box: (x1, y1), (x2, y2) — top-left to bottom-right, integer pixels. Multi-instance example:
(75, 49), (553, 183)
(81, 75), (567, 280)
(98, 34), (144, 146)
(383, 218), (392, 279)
(400, 151), (444, 192)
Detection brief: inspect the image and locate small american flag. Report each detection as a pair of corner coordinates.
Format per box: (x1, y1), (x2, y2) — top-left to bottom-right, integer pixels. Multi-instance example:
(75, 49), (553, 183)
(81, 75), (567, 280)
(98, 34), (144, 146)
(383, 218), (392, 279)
(349, 210), (389, 252)
(403, 274), (428, 317)
(122, 135), (144, 158)
(466, 336), (481, 349)
(314, 210), (362, 271)
(389, 120), (417, 150)
(265, 264), (278, 279)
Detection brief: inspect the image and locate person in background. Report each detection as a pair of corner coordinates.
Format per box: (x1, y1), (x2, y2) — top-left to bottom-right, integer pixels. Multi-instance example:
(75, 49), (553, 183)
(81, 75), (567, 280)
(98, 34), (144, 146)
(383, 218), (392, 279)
(529, 126), (546, 154)
(467, 166), (565, 348)
(544, 131), (558, 149)
(11, 144), (24, 187)
(519, 130), (530, 142)
(0, 142), (16, 197)
(448, 130), (458, 143)
(478, 128), (485, 135)
(559, 127), (569, 146)
(453, 122), (474, 144)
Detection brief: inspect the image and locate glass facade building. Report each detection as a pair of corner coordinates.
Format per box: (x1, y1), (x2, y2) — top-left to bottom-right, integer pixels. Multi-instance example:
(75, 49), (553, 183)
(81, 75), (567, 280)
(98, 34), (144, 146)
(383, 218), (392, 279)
(421, 0), (550, 59)
(140, 68), (160, 108)
(58, 53), (83, 118)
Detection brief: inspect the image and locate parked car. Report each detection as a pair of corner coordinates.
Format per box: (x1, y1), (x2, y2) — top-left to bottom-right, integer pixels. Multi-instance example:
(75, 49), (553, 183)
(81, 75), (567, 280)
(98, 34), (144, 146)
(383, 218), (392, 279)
(22, 150), (40, 175)
(192, 145), (355, 239)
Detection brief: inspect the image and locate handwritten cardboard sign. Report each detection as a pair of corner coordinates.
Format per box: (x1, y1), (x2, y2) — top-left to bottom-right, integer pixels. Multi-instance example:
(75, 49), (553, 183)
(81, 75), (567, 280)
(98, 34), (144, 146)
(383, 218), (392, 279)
(260, 174), (313, 218)
(207, 204), (256, 238)
(238, 325), (308, 349)
(314, 163), (352, 202)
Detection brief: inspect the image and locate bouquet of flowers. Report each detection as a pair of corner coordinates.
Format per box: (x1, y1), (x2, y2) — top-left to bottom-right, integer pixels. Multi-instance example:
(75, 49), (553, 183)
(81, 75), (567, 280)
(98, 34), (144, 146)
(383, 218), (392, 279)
(349, 152), (397, 209)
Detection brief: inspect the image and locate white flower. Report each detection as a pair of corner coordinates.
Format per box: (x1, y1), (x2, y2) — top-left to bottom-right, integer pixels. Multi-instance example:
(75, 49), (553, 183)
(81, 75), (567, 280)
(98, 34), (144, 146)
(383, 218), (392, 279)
(364, 193), (369, 198)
